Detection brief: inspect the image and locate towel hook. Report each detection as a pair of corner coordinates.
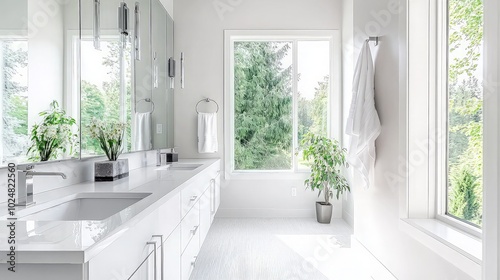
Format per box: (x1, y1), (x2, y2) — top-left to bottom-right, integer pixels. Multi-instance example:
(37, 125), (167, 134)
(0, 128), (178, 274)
(136, 98), (155, 113)
(196, 98), (219, 114)
(367, 36), (379, 46)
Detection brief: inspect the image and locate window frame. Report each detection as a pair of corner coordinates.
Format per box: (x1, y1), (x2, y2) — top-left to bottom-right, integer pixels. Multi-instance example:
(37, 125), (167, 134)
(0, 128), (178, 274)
(223, 30), (341, 179)
(401, 1), (488, 276)
(435, 0), (483, 237)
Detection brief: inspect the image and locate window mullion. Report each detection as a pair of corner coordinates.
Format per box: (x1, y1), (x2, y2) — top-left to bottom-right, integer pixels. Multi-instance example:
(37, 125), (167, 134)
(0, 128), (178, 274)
(292, 39), (299, 172)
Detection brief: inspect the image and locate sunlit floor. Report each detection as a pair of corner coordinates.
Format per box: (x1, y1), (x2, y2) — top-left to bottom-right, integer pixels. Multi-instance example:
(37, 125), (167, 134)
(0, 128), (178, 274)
(190, 218), (396, 280)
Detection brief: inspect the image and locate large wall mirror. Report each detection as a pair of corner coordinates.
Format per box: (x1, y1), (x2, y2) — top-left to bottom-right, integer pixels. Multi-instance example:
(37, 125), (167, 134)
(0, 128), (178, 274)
(0, 0), (174, 167)
(0, 0), (80, 166)
(80, 0), (174, 158)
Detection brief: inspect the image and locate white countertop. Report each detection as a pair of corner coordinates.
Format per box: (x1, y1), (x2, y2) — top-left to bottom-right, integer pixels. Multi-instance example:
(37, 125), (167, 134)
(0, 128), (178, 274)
(0, 159), (219, 264)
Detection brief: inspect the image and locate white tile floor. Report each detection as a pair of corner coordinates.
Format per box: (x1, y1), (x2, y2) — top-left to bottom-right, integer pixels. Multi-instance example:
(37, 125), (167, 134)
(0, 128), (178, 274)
(190, 218), (396, 280)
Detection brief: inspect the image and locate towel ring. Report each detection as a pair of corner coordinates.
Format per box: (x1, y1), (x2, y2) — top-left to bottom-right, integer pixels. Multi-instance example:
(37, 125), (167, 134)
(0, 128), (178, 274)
(136, 98), (155, 113)
(196, 98), (219, 114)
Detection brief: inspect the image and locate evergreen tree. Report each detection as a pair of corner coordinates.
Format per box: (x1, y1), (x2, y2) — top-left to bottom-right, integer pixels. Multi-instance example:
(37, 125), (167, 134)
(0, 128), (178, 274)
(234, 42), (293, 170)
(449, 167), (481, 223)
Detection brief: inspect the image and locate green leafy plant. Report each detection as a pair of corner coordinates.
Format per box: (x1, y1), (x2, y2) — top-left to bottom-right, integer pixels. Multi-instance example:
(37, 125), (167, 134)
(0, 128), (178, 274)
(302, 133), (350, 205)
(27, 101), (78, 162)
(89, 119), (126, 161)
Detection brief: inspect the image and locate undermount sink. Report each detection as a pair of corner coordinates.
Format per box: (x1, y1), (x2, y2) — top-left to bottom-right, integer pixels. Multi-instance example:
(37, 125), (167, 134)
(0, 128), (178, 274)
(15, 192), (151, 221)
(156, 163), (203, 171)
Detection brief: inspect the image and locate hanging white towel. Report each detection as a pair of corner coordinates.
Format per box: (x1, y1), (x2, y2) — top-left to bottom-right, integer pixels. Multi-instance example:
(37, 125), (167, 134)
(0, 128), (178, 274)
(346, 41), (381, 188)
(134, 112), (152, 151)
(198, 112), (218, 153)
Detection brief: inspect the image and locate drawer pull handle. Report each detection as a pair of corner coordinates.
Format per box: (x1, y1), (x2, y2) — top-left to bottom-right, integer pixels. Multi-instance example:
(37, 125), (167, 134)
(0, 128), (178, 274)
(191, 225), (199, 235)
(210, 179), (216, 214)
(152, 235), (164, 280)
(191, 256), (198, 267)
(190, 196), (198, 201)
(146, 241), (158, 280)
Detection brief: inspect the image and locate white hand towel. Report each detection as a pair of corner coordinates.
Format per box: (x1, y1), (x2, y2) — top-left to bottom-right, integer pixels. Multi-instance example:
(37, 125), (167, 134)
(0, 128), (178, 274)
(134, 112), (152, 151)
(346, 41), (381, 188)
(198, 113), (218, 153)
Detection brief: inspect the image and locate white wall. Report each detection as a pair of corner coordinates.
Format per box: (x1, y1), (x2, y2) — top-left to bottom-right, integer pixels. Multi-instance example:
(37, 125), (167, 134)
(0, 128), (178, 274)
(342, 0), (472, 279)
(27, 0), (65, 127)
(482, 0), (500, 278)
(0, 0), (27, 30)
(173, 0), (344, 218)
(159, 0), (173, 19)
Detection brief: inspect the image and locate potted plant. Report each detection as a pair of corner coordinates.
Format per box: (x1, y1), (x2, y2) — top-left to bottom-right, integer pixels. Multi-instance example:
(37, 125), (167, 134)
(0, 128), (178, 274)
(27, 101), (78, 162)
(302, 133), (350, 224)
(89, 118), (128, 181)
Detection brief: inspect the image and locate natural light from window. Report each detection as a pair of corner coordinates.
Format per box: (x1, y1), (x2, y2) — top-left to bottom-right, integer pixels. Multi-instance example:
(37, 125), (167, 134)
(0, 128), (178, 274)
(0, 40), (29, 165)
(231, 36), (332, 172)
(80, 39), (132, 157)
(446, 0), (483, 227)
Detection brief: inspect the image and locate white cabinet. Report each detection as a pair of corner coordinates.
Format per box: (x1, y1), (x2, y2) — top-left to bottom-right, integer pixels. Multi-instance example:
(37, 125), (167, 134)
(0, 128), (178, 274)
(199, 188), (212, 244)
(6, 160), (221, 280)
(163, 226), (181, 280)
(128, 240), (159, 280)
(181, 229), (200, 280)
(87, 193), (181, 280)
(211, 173), (221, 223)
(181, 201), (200, 251)
(87, 210), (160, 280)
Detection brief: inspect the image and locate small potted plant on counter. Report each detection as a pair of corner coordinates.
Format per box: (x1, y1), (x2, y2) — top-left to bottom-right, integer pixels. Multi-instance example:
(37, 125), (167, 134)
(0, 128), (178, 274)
(89, 118), (128, 181)
(27, 101), (78, 162)
(302, 133), (350, 224)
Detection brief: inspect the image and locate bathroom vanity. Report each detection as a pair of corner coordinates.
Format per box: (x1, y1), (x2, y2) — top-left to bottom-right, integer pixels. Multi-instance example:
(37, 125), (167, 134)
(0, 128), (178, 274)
(0, 159), (220, 280)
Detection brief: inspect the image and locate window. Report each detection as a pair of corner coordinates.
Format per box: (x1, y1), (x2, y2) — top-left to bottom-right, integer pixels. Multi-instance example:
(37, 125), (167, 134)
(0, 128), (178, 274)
(0, 39), (29, 165)
(439, 0), (483, 228)
(225, 31), (340, 174)
(80, 36), (133, 157)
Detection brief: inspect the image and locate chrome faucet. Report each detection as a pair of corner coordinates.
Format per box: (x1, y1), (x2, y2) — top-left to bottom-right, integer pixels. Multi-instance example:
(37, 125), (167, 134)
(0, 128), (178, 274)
(16, 165), (67, 207)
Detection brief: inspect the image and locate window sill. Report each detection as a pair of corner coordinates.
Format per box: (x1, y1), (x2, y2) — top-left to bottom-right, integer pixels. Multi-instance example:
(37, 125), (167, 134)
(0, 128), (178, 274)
(400, 218), (482, 279)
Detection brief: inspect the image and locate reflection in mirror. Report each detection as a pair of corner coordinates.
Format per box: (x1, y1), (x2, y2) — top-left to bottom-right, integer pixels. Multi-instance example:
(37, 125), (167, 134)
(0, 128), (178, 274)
(80, 0), (174, 159)
(151, 0), (175, 150)
(80, 0), (140, 157)
(0, 0), (80, 166)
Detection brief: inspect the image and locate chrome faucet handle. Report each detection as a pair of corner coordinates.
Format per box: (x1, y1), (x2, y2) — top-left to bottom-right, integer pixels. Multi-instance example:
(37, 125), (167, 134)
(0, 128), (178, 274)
(18, 164), (35, 171)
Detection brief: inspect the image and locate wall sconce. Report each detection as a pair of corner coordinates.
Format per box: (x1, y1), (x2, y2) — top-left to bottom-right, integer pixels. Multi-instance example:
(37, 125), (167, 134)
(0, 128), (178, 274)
(93, 0), (101, 50)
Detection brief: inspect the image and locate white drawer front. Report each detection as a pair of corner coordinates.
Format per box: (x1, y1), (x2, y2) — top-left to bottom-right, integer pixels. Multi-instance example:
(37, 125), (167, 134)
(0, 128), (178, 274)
(181, 230), (200, 280)
(158, 192), (181, 238)
(180, 162), (221, 218)
(88, 209), (159, 280)
(181, 201), (200, 252)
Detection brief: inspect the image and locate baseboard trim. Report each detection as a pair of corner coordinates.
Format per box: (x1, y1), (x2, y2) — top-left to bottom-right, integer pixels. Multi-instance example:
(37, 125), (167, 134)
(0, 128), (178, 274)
(342, 210), (354, 229)
(217, 208), (343, 218)
(218, 208), (315, 218)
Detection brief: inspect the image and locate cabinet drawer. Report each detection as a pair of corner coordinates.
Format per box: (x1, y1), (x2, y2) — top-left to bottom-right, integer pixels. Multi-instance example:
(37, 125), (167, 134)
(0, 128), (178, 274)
(199, 188), (212, 245)
(158, 192), (181, 238)
(181, 179), (207, 217)
(181, 230), (200, 280)
(88, 209), (159, 280)
(181, 201), (200, 252)
(180, 164), (220, 218)
(163, 226), (181, 280)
